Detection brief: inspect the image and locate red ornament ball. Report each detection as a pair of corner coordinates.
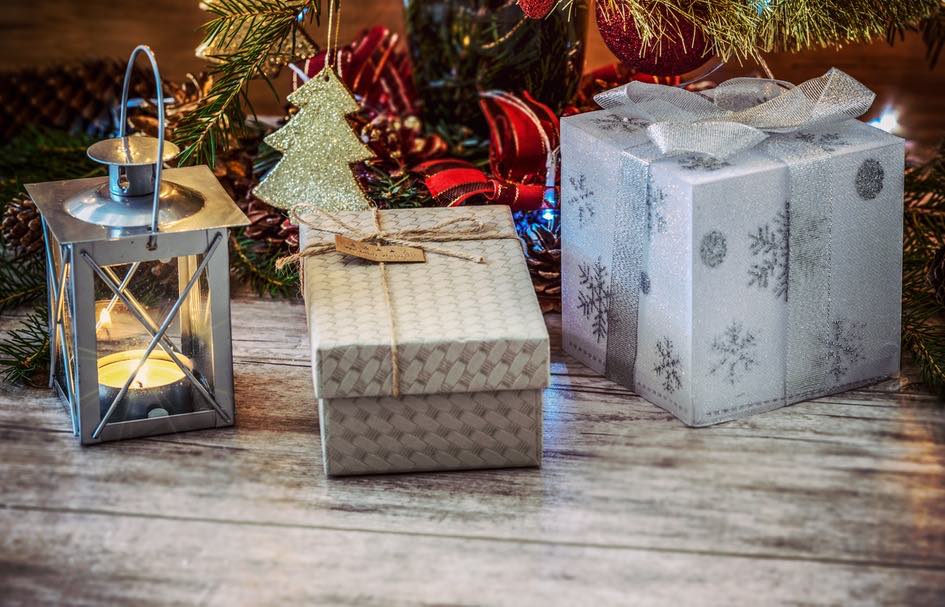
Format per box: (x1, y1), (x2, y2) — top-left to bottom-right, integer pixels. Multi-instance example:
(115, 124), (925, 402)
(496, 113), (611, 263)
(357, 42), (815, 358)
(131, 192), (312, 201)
(518, 0), (555, 19)
(595, 4), (710, 77)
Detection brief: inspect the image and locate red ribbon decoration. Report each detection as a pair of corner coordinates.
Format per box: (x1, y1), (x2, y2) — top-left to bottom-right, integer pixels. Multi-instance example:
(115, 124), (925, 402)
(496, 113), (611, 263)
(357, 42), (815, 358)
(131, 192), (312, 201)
(293, 26), (416, 117)
(416, 90), (560, 211)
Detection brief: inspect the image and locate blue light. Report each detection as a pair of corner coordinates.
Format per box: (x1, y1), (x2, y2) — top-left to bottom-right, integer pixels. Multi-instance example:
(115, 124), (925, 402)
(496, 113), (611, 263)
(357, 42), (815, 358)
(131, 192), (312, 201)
(542, 209), (556, 222)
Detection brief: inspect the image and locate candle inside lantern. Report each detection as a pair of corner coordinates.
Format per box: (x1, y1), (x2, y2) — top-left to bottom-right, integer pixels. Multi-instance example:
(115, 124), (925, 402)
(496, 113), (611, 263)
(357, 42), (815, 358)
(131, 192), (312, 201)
(97, 349), (195, 422)
(98, 353), (186, 389)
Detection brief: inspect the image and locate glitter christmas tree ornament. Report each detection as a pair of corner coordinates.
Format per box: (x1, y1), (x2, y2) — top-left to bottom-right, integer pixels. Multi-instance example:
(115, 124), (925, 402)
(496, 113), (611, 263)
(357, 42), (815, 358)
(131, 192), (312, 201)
(253, 66), (375, 213)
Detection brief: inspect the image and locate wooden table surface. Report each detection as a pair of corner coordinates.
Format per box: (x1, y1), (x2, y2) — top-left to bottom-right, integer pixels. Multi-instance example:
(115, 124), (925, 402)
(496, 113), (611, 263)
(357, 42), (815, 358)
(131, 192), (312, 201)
(1, 299), (944, 605)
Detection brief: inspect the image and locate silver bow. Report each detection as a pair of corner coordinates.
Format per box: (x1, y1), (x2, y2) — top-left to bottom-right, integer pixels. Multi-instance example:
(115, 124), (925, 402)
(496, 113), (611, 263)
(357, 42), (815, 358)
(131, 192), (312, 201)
(594, 68), (876, 159)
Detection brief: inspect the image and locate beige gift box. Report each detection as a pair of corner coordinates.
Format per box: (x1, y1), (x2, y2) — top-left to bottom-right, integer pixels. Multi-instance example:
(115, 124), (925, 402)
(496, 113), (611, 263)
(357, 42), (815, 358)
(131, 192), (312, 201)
(300, 206), (550, 476)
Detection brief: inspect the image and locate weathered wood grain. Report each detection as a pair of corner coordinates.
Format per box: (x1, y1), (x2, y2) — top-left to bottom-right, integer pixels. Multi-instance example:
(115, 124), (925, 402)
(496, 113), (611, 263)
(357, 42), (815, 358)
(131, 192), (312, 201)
(3, 508), (944, 607)
(1, 298), (944, 605)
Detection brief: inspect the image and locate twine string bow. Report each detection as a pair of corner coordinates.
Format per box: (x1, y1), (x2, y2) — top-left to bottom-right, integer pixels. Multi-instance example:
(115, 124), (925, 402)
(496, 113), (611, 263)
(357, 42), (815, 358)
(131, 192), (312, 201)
(594, 68), (876, 159)
(279, 208), (519, 397)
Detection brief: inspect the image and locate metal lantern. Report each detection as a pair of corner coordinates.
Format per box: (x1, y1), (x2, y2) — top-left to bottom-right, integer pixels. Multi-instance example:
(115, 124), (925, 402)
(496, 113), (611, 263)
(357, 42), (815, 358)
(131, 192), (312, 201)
(24, 46), (249, 444)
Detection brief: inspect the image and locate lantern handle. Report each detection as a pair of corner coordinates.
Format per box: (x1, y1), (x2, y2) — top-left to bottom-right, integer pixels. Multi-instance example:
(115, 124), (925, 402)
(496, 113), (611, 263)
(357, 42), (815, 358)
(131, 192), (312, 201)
(118, 45), (165, 238)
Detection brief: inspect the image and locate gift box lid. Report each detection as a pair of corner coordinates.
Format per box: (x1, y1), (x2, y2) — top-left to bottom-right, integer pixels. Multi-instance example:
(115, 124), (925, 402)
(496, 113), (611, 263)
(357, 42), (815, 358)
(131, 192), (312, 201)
(300, 206), (550, 400)
(563, 110), (903, 186)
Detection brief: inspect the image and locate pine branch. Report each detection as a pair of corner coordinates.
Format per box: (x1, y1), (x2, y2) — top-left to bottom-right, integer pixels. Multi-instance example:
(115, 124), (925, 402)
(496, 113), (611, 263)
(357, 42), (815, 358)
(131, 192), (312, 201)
(0, 126), (100, 205)
(0, 256), (45, 314)
(175, 0), (322, 166)
(230, 230), (300, 297)
(902, 141), (945, 397)
(588, 0), (941, 63)
(0, 306), (50, 387)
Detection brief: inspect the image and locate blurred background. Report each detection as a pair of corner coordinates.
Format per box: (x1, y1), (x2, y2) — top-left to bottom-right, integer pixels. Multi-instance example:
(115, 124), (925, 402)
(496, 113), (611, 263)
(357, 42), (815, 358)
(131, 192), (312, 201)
(0, 0), (942, 156)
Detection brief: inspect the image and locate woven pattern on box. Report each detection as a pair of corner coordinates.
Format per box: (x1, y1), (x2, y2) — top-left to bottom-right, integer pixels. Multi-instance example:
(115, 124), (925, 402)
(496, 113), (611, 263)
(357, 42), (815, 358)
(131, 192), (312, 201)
(320, 390), (542, 476)
(302, 206), (550, 399)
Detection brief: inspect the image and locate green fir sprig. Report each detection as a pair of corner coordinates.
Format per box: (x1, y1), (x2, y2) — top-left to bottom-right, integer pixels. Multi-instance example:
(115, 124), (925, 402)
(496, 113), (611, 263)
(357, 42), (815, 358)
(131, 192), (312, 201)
(589, 0), (942, 64)
(0, 256), (45, 314)
(174, 0), (322, 166)
(902, 142), (945, 396)
(230, 230), (300, 297)
(0, 307), (50, 387)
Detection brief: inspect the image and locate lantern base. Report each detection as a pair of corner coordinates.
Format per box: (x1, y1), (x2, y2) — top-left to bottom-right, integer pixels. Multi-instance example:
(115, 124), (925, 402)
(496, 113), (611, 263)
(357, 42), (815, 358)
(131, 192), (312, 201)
(63, 179), (204, 232)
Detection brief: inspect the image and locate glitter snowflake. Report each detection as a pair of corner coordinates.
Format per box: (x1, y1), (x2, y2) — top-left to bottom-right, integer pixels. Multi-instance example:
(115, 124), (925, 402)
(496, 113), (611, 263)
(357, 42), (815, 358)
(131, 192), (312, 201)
(569, 174), (596, 228)
(578, 258), (610, 343)
(748, 202), (790, 301)
(709, 322), (759, 385)
(646, 187), (668, 236)
(700, 230), (727, 268)
(640, 271), (651, 295)
(677, 154), (731, 172)
(793, 132), (848, 153)
(821, 319), (866, 382)
(653, 337), (682, 393)
(855, 159), (885, 200)
(591, 113), (650, 135)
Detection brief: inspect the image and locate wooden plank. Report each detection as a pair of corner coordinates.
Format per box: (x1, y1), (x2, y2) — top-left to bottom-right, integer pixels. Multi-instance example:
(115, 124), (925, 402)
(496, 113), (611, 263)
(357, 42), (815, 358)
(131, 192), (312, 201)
(2, 508), (944, 607)
(2, 297), (944, 604)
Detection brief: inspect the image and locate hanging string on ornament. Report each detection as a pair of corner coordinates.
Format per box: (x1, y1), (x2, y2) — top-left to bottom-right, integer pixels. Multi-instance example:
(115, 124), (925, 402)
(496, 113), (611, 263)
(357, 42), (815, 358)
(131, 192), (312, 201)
(252, 1), (376, 213)
(595, 3), (711, 77)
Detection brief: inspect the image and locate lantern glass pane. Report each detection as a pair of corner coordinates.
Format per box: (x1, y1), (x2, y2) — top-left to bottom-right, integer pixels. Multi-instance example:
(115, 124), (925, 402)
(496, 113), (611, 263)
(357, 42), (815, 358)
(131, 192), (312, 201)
(48, 234), (74, 398)
(92, 256), (216, 424)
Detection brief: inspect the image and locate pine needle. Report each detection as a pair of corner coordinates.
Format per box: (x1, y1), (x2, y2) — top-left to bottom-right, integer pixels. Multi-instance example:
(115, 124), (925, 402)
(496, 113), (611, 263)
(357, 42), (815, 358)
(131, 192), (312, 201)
(902, 141), (945, 396)
(230, 230), (300, 297)
(0, 306), (50, 387)
(174, 0), (322, 166)
(588, 0), (942, 64)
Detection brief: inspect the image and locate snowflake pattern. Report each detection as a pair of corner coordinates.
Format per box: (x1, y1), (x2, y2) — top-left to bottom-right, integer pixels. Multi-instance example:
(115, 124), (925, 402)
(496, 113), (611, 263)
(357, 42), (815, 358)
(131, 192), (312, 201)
(708, 322), (759, 385)
(578, 258), (610, 343)
(640, 271), (651, 295)
(653, 337), (682, 393)
(821, 319), (866, 382)
(569, 174), (596, 228)
(748, 201), (790, 301)
(646, 187), (669, 236)
(700, 230), (728, 268)
(793, 132), (848, 153)
(590, 113), (650, 135)
(855, 159), (885, 200)
(677, 154), (731, 172)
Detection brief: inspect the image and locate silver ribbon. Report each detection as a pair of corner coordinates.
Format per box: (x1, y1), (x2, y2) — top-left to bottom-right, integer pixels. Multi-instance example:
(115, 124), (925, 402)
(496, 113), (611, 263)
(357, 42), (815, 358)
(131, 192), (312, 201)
(593, 69), (876, 415)
(595, 68), (875, 159)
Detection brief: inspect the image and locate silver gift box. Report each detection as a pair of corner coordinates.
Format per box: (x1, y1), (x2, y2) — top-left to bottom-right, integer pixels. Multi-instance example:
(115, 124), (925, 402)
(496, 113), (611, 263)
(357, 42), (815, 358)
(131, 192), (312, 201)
(300, 206), (549, 475)
(561, 111), (904, 426)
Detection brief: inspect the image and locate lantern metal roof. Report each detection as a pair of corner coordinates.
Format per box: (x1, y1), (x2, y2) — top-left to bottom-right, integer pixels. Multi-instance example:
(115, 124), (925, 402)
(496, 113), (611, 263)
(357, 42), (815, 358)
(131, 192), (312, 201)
(25, 43), (247, 246)
(26, 164), (249, 245)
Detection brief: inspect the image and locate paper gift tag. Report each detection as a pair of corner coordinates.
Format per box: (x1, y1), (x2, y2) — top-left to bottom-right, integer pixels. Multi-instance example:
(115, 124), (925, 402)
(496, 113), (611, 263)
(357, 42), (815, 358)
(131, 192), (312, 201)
(334, 235), (426, 263)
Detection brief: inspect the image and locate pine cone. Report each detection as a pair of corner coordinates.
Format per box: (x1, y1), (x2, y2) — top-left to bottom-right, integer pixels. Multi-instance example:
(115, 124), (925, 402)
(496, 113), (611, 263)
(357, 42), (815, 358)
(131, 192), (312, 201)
(244, 199), (297, 254)
(213, 144), (258, 206)
(0, 59), (150, 142)
(212, 140), (298, 255)
(1, 197), (43, 256)
(146, 259), (180, 292)
(128, 72), (216, 142)
(928, 245), (945, 306)
(518, 213), (561, 313)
